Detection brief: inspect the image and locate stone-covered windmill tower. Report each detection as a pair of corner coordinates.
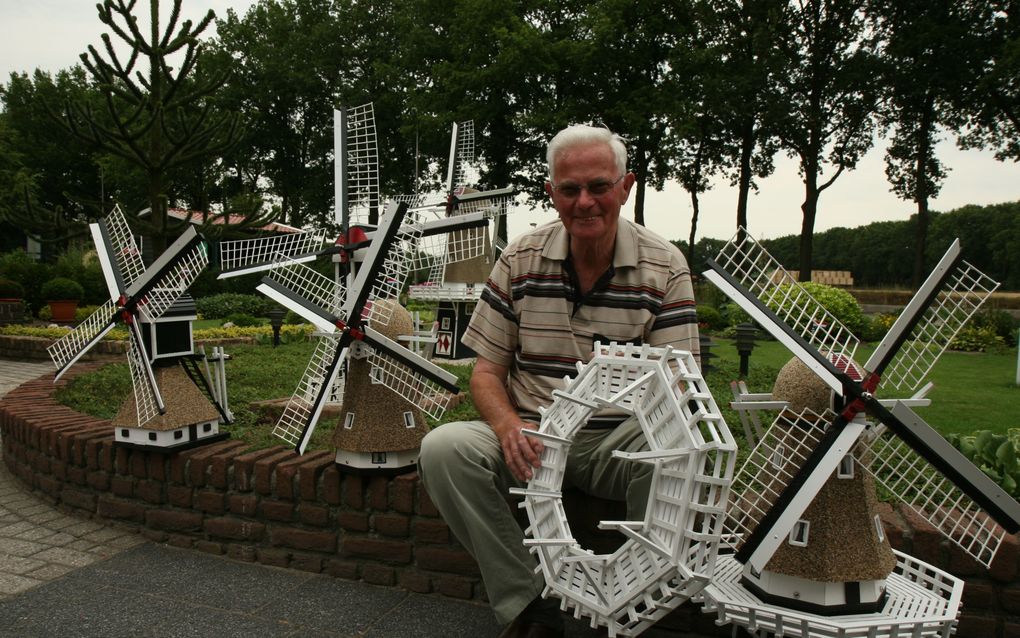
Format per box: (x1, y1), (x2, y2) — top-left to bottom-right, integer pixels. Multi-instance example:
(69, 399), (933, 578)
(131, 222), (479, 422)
(697, 230), (1020, 636)
(46, 206), (231, 451)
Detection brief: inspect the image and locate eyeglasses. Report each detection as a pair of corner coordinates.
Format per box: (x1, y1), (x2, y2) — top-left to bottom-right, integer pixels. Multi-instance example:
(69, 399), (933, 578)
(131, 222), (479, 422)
(551, 175), (624, 199)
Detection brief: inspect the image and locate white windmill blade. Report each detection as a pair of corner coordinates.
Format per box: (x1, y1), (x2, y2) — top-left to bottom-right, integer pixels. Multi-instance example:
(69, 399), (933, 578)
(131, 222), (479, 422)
(136, 240), (210, 322)
(336, 103), (380, 227)
(859, 404), (1016, 568)
(92, 205), (145, 298)
(218, 230), (329, 279)
(47, 300), (120, 380)
(361, 326), (460, 418)
(272, 335), (347, 454)
(724, 408), (868, 574)
(126, 319), (165, 426)
(256, 257), (345, 334)
(703, 229), (861, 394)
(450, 120), (476, 193)
(342, 201), (419, 327)
(865, 241), (999, 394)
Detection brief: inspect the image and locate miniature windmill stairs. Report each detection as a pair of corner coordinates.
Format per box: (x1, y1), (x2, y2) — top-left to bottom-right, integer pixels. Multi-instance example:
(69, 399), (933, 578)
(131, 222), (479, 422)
(256, 200), (460, 460)
(697, 230), (1020, 637)
(45, 206), (220, 430)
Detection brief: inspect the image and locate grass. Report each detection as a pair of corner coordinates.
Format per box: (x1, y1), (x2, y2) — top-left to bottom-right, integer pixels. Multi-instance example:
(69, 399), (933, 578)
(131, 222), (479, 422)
(55, 334), (1018, 454)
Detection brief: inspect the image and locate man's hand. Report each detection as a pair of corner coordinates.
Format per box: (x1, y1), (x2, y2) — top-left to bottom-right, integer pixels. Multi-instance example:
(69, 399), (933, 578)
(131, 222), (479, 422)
(470, 355), (545, 482)
(494, 419), (544, 482)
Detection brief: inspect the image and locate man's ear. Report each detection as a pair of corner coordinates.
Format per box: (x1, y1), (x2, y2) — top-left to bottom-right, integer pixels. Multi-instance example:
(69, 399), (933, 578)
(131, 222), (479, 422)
(619, 172), (637, 203)
(544, 182), (555, 199)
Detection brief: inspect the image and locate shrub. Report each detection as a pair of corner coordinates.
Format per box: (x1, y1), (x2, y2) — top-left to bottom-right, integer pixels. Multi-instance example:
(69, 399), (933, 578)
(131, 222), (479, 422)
(766, 282), (865, 337)
(0, 250), (52, 313)
(41, 277), (84, 301)
(51, 247), (107, 305)
(951, 325), (1006, 352)
(720, 302), (752, 328)
(195, 293), (271, 319)
(696, 305), (726, 331)
(860, 313), (893, 343)
(971, 309), (1018, 343)
(948, 429), (1020, 496)
(224, 313), (262, 328)
(0, 278), (24, 299)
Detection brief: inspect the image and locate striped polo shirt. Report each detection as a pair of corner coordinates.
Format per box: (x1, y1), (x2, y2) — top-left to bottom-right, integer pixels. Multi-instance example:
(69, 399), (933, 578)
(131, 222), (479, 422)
(462, 217), (699, 422)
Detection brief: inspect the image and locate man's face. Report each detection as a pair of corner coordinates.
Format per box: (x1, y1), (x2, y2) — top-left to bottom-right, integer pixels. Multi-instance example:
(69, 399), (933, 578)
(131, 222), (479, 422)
(545, 142), (635, 247)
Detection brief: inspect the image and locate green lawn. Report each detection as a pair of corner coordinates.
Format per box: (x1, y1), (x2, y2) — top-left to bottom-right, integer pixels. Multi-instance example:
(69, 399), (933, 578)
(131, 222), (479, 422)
(55, 335), (1018, 453)
(708, 336), (1019, 436)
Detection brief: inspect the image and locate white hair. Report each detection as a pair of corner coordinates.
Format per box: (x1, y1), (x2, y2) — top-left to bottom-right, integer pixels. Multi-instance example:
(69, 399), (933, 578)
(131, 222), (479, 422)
(546, 124), (628, 182)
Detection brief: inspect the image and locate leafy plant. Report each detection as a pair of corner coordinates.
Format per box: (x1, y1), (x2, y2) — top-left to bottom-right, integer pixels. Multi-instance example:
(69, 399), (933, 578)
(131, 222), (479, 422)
(951, 325), (1007, 353)
(948, 429), (1020, 496)
(195, 293), (272, 319)
(41, 276), (84, 301)
(0, 278), (24, 299)
(223, 313), (262, 328)
(766, 282), (865, 336)
(696, 305), (726, 331)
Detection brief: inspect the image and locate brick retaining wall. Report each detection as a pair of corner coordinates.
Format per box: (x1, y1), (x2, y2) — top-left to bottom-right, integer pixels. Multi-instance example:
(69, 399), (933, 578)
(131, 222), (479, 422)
(1, 368), (1019, 636)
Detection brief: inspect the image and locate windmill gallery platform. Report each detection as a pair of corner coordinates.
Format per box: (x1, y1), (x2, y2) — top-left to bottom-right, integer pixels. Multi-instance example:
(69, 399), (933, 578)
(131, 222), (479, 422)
(0, 357), (1019, 637)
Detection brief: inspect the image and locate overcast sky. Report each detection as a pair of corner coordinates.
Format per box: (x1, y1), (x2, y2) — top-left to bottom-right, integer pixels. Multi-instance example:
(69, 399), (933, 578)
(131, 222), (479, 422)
(3, 0), (1017, 244)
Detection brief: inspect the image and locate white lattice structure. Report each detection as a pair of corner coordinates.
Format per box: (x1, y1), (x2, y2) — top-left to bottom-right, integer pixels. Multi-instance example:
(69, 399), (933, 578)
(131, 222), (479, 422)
(45, 210), (230, 446)
(219, 229), (327, 278)
(257, 201), (460, 456)
(338, 103), (380, 227)
(703, 550), (963, 638)
(698, 229), (1020, 637)
(512, 343), (737, 637)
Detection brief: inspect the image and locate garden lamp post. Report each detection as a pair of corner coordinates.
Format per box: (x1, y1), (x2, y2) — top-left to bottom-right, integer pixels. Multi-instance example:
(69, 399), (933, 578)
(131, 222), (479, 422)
(267, 308), (286, 347)
(735, 322), (758, 378)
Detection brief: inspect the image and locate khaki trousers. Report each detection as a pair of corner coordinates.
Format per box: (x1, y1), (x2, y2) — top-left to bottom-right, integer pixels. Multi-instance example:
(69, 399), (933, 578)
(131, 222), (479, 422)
(417, 418), (652, 625)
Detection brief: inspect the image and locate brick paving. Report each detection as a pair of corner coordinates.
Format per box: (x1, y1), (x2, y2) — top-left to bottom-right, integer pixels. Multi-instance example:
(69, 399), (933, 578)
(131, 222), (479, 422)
(0, 359), (145, 599)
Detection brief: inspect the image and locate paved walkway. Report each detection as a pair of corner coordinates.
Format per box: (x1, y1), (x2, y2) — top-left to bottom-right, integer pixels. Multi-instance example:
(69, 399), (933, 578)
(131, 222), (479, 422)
(0, 360), (624, 637)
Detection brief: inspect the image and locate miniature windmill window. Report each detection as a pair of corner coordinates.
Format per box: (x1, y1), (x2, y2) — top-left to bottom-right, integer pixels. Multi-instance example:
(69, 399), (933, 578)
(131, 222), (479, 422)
(837, 454), (855, 479)
(789, 520), (810, 547)
(874, 514), (886, 542)
(403, 411), (415, 429)
(343, 413), (356, 429)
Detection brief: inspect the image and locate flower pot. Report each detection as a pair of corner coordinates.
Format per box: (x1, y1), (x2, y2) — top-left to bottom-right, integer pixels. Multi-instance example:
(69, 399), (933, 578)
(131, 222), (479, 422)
(48, 300), (79, 323)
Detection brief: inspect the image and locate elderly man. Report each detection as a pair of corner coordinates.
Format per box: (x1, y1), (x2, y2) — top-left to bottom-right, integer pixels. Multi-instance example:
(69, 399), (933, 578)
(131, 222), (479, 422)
(418, 124), (699, 638)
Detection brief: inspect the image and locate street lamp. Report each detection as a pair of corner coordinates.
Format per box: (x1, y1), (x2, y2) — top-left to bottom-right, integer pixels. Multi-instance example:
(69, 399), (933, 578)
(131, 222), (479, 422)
(735, 322), (758, 378)
(267, 308), (286, 347)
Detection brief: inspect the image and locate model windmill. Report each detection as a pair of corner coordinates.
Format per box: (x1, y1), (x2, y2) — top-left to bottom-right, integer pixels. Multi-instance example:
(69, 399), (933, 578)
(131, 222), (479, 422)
(697, 230), (1020, 636)
(257, 200), (460, 472)
(406, 120), (515, 360)
(514, 342), (737, 637)
(46, 206), (232, 451)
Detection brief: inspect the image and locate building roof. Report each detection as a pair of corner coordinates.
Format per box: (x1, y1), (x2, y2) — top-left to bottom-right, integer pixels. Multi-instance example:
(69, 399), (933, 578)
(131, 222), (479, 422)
(138, 207), (304, 234)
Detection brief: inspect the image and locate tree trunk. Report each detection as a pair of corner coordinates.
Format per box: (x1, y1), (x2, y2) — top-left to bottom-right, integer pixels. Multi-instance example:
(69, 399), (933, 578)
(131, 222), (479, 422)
(798, 162), (820, 282)
(688, 191), (700, 267)
(736, 116), (755, 242)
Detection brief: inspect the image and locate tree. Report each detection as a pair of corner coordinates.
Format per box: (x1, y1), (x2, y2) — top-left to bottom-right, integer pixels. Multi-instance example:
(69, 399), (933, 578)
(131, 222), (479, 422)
(872, 0), (995, 287)
(59, 0), (241, 253)
(775, 0), (880, 281)
(0, 69), (107, 245)
(708, 0), (790, 237)
(958, 1), (1020, 163)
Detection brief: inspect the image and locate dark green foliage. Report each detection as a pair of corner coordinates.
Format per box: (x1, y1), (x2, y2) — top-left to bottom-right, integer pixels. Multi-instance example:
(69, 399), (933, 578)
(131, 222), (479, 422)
(696, 305), (726, 331)
(41, 277), (84, 301)
(972, 308), (1019, 343)
(0, 278), (23, 299)
(950, 325), (1007, 353)
(948, 430), (1020, 497)
(195, 293), (272, 319)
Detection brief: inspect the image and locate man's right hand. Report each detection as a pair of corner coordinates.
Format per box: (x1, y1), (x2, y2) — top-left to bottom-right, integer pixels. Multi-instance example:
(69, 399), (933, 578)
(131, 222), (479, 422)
(470, 355), (546, 482)
(494, 419), (544, 482)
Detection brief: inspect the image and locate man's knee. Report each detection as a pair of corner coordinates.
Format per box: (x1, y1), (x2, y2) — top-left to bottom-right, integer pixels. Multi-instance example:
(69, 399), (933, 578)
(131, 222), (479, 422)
(418, 421), (483, 486)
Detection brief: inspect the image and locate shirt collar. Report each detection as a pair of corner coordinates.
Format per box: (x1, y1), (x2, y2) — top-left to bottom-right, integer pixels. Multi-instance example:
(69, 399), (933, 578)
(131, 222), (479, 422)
(542, 218), (639, 268)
